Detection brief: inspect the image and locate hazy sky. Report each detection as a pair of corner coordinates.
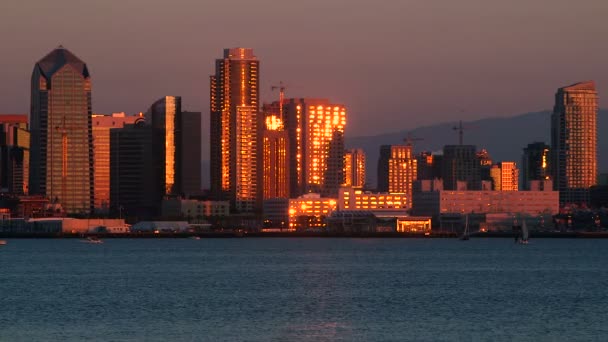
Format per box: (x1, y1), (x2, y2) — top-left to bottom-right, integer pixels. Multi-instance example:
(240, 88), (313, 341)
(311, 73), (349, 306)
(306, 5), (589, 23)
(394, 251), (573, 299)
(0, 0), (606, 137)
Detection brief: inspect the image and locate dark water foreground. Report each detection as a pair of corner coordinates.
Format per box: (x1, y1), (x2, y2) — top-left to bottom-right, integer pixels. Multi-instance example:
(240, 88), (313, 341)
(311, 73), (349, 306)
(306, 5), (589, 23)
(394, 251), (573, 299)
(1, 238), (607, 341)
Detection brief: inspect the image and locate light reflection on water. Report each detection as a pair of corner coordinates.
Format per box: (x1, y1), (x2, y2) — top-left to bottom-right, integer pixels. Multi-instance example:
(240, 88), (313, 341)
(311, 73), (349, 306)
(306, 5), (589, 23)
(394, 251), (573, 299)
(1, 238), (608, 341)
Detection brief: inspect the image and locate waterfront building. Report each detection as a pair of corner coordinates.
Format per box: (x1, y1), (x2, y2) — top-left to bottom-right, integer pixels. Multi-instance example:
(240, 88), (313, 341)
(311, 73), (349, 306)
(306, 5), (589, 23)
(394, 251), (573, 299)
(262, 197), (290, 228)
(0, 115), (29, 194)
(551, 81), (598, 205)
(288, 193), (337, 230)
(442, 145), (480, 190)
(490, 162), (519, 191)
(338, 186), (409, 214)
(263, 99), (346, 197)
(344, 148), (366, 188)
(30, 46), (94, 214)
(110, 121), (163, 220)
(210, 48), (260, 212)
(262, 115), (290, 199)
(161, 198), (229, 221)
(412, 180), (559, 227)
(522, 142), (551, 190)
(416, 151), (442, 181)
(377, 145), (416, 204)
(181, 111), (202, 196)
(92, 112), (140, 213)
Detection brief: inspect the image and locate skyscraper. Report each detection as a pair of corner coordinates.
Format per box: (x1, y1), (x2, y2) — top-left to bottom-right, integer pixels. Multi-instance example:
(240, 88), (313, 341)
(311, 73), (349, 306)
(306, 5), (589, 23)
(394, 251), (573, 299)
(110, 121), (163, 219)
(522, 142), (550, 190)
(262, 116), (290, 199)
(377, 145), (417, 206)
(264, 98), (346, 197)
(30, 46), (93, 214)
(442, 145), (480, 191)
(344, 148), (366, 188)
(551, 81), (598, 205)
(210, 48), (259, 212)
(92, 112), (140, 212)
(416, 151), (442, 181)
(181, 111), (202, 196)
(147, 96), (182, 195)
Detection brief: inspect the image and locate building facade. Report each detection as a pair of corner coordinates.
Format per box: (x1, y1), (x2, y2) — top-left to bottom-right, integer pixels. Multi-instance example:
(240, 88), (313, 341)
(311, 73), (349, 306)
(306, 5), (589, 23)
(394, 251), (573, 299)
(288, 193), (337, 230)
(147, 96), (182, 195)
(442, 145), (480, 191)
(344, 148), (366, 188)
(490, 162), (519, 191)
(0, 115), (29, 194)
(377, 145), (416, 202)
(181, 111), (202, 196)
(522, 142), (550, 191)
(92, 113), (140, 212)
(110, 122), (163, 220)
(30, 46), (94, 214)
(416, 152), (442, 181)
(551, 81), (598, 205)
(210, 48), (260, 212)
(262, 116), (290, 200)
(264, 98), (346, 197)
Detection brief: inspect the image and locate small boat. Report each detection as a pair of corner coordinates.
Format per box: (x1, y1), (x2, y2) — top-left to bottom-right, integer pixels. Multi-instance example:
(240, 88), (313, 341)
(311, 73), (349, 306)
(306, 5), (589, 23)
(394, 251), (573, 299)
(190, 236), (201, 240)
(0, 240), (7, 246)
(518, 220), (529, 245)
(81, 236), (103, 244)
(459, 214), (470, 241)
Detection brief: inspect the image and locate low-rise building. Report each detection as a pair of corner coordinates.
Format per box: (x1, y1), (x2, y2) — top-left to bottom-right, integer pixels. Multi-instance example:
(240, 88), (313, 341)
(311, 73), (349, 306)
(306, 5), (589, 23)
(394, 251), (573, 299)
(288, 193), (337, 230)
(161, 198), (229, 222)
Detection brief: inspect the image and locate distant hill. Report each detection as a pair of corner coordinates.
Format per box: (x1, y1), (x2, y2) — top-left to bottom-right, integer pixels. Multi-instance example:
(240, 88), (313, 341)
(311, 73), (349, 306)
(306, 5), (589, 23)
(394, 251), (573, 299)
(345, 109), (608, 188)
(201, 109), (607, 190)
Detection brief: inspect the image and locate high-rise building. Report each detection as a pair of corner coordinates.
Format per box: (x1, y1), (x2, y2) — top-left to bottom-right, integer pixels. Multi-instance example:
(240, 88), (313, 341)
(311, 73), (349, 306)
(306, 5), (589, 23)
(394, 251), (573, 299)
(377, 145), (417, 205)
(442, 145), (480, 191)
(30, 46), (93, 214)
(147, 96), (182, 195)
(344, 148), (366, 188)
(0, 115), (30, 194)
(416, 152), (442, 181)
(490, 162), (519, 191)
(210, 48), (259, 212)
(181, 111), (202, 196)
(522, 142), (550, 190)
(110, 121), (163, 219)
(551, 81), (598, 204)
(262, 115), (290, 199)
(264, 98), (346, 197)
(92, 113), (140, 212)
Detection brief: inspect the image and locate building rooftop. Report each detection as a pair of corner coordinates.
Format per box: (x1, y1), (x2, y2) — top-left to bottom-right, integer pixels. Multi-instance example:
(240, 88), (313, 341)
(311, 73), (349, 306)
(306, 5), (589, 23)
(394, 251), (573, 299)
(36, 45), (89, 78)
(560, 81), (596, 92)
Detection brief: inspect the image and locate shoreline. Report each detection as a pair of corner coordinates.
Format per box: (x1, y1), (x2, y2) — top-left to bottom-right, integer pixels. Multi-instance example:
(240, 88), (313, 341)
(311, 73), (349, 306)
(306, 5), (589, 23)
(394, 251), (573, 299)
(2, 231), (608, 239)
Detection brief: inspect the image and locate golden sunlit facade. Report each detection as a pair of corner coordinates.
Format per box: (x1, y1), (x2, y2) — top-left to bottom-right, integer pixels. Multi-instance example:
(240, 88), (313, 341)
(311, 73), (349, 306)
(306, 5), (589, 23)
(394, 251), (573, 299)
(288, 194), (337, 230)
(210, 48), (259, 211)
(344, 148), (365, 188)
(262, 116), (290, 200)
(92, 113), (140, 211)
(235, 105), (259, 212)
(0, 115), (30, 195)
(147, 96), (182, 195)
(377, 145), (416, 207)
(551, 81), (598, 204)
(305, 103), (346, 196)
(339, 187), (408, 211)
(490, 162), (519, 191)
(30, 46), (93, 214)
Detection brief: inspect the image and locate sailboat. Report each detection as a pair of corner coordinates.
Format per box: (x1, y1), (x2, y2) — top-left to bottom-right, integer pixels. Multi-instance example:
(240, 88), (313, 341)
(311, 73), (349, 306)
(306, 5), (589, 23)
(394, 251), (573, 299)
(459, 214), (470, 241)
(518, 220), (529, 244)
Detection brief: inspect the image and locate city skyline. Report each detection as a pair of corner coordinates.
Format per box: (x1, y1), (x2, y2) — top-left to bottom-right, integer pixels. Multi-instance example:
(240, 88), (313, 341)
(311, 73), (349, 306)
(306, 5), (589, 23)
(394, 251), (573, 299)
(0, 0), (606, 137)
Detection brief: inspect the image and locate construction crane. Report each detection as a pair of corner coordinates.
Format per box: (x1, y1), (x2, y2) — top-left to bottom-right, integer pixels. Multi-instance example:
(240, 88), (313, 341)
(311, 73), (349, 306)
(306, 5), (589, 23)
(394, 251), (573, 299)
(404, 132), (423, 148)
(453, 120), (467, 145)
(270, 81), (286, 121)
